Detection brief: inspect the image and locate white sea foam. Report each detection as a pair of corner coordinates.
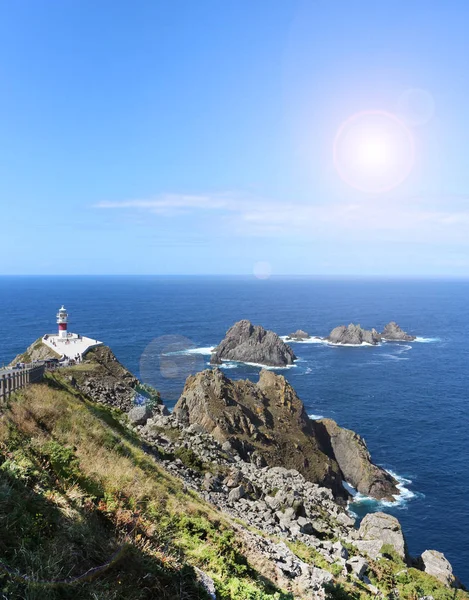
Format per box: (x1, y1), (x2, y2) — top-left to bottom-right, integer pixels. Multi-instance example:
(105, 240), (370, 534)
(242, 361), (297, 370)
(218, 361), (238, 369)
(280, 335), (378, 348)
(308, 413), (324, 420)
(381, 354), (409, 361)
(182, 346), (215, 355)
(414, 337), (440, 343)
(163, 346), (215, 356)
(280, 335), (325, 345)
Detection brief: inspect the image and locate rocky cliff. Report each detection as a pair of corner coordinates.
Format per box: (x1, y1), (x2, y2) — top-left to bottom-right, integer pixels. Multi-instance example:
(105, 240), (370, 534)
(313, 419), (399, 501)
(173, 368), (398, 502)
(381, 321), (416, 341)
(210, 320), (297, 367)
(326, 324), (382, 345)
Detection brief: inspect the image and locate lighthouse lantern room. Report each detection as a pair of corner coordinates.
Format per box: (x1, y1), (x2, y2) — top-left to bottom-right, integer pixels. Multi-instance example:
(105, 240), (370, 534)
(57, 305), (68, 338)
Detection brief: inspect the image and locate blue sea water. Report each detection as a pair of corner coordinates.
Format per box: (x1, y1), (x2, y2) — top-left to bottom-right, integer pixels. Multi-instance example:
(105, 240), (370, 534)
(0, 275), (468, 583)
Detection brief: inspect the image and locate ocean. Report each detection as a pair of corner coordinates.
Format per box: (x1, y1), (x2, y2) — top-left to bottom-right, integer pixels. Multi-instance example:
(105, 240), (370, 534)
(0, 275), (468, 583)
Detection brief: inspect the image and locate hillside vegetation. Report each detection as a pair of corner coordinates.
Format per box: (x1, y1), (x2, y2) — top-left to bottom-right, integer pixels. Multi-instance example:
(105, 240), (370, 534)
(1, 364), (467, 599)
(0, 375), (291, 600)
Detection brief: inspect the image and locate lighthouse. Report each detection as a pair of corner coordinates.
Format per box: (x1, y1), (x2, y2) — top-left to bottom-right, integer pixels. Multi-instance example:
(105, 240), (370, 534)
(56, 306), (68, 338)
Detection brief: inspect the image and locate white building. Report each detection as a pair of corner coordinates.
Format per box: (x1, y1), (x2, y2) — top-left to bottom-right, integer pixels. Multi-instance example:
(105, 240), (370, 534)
(42, 305), (103, 360)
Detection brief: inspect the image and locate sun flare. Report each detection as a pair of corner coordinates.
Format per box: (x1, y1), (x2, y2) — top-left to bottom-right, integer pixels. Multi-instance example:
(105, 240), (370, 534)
(333, 110), (415, 193)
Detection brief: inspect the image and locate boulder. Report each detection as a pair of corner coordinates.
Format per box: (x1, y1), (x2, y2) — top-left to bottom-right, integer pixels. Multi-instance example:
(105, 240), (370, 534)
(347, 556), (369, 579)
(358, 513), (407, 561)
(313, 419), (399, 501)
(381, 321), (416, 341)
(228, 485), (246, 503)
(326, 324), (381, 346)
(352, 539), (384, 560)
(127, 404), (153, 426)
(420, 550), (460, 588)
(210, 320), (297, 367)
(194, 567), (217, 600)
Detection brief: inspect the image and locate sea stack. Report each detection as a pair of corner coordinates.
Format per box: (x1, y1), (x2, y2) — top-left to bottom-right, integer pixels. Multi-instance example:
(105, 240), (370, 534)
(210, 319), (296, 367)
(326, 324), (381, 346)
(381, 321), (416, 341)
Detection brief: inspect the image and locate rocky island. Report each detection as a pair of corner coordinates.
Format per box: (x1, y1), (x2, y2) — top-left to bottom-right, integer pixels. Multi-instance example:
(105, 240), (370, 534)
(210, 319), (297, 367)
(286, 329), (311, 341)
(326, 323), (382, 345)
(1, 337), (464, 599)
(381, 321), (416, 341)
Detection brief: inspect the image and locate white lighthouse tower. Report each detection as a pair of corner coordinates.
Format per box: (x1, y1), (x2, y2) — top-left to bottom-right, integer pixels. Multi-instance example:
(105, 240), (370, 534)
(56, 306), (68, 339)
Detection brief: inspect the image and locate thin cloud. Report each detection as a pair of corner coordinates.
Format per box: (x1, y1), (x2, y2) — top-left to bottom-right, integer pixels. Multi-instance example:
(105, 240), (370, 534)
(94, 192), (469, 242)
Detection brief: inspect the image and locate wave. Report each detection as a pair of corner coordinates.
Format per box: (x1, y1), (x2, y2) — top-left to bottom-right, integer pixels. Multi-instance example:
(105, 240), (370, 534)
(346, 470), (421, 515)
(164, 346), (215, 356)
(240, 360), (297, 370)
(381, 354), (409, 361)
(308, 413), (324, 420)
(380, 344), (412, 361)
(414, 337), (440, 343)
(280, 335), (325, 345)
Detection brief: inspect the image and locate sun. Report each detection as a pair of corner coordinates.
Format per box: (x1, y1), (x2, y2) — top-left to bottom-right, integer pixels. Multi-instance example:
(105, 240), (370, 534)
(333, 110), (415, 194)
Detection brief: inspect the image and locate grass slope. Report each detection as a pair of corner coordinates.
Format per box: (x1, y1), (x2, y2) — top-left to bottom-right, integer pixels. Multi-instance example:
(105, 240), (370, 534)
(0, 375), (291, 600)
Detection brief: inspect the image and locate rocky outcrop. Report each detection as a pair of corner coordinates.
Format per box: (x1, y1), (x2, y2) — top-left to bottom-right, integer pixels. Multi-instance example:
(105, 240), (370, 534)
(358, 512), (408, 561)
(313, 419), (399, 501)
(67, 345), (161, 412)
(286, 330), (311, 341)
(381, 321), (416, 341)
(9, 337), (60, 366)
(173, 368), (398, 502)
(174, 367), (345, 497)
(210, 320), (296, 367)
(326, 324), (381, 345)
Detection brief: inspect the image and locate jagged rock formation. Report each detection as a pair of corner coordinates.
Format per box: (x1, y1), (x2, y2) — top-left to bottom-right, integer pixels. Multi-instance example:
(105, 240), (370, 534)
(173, 368), (397, 501)
(174, 367), (344, 496)
(381, 321), (416, 341)
(286, 329), (311, 341)
(210, 320), (297, 367)
(326, 324), (381, 345)
(313, 419), (399, 501)
(420, 550), (461, 588)
(9, 337), (60, 365)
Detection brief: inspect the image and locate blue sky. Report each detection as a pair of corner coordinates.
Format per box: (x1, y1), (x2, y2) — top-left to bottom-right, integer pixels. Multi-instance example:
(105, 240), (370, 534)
(1, 0), (469, 276)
